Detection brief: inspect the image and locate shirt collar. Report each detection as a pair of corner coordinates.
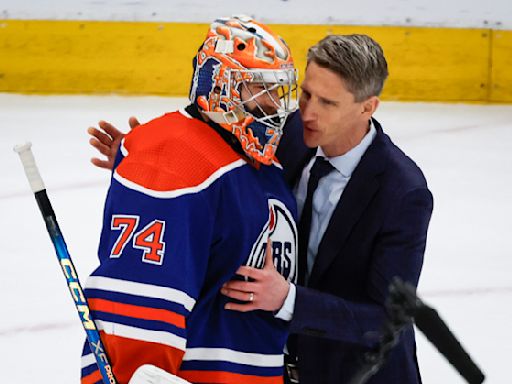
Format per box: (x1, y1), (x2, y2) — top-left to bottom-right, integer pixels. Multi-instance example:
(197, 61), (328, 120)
(316, 120), (377, 178)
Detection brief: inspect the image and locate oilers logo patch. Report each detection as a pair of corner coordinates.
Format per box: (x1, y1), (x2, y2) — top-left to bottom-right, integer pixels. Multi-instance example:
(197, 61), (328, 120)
(246, 199), (297, 283)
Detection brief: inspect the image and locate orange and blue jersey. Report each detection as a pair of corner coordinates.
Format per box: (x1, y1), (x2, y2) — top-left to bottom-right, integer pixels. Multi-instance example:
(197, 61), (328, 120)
(81, 107), (297, 384)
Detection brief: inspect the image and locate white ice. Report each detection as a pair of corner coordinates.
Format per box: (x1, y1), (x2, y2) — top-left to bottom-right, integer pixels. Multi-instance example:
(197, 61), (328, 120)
(0, 94), (511, 383)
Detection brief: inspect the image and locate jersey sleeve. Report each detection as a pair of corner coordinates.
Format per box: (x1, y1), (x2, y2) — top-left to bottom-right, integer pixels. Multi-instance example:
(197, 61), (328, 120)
(82, 139), (217, 383)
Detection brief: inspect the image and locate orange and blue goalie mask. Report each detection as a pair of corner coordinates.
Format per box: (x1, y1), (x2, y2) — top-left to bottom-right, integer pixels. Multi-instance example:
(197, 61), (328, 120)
(189, 16), (298, 165)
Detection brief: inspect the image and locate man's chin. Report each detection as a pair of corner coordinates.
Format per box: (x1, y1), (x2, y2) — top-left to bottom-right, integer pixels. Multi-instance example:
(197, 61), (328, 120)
(303, 131), (320, 148)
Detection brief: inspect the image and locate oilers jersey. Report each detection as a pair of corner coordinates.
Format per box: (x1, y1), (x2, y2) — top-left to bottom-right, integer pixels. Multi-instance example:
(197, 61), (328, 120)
(80, 107), (297, 384)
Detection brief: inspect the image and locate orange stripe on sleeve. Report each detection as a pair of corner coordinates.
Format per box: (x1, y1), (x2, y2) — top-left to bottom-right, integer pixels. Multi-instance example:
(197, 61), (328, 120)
(180, 370), (283, 384)
(88, 298), (185, 329)
(81, 369), (102, 384)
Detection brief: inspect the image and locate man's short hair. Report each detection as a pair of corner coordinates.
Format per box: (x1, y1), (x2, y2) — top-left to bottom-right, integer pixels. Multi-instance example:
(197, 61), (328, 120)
(307, 34), (389, 101)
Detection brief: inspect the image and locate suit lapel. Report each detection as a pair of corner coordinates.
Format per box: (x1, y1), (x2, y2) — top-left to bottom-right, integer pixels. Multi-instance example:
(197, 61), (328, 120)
(308, 120), (388, 287)
(276, 111), (315, 187)
(283, 148), (315, 187)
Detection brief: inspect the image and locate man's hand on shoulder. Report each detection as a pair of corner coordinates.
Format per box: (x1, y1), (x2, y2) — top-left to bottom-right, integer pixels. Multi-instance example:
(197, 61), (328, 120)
(221, 241), (290, 312)
(88, 117), (140, 170)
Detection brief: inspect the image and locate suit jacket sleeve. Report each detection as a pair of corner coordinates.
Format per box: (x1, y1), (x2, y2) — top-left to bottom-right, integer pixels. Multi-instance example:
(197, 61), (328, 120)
(290, 187), (433, 347)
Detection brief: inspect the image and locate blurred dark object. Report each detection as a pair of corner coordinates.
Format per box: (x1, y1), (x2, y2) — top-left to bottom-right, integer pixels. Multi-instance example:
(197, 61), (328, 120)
(348, 277), (485, 384)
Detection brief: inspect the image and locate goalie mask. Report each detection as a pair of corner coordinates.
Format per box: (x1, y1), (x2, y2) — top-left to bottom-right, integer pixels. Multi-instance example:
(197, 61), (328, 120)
(189, 15), (298, 165)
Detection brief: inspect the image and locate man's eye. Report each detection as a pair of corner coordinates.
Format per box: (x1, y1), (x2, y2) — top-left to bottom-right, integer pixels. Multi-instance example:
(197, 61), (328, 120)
(300, 91), (310, 100)
(320, 98), (337, 106)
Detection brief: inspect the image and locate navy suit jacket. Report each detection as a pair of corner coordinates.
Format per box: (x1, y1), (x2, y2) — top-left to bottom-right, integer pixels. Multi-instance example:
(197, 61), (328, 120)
(276, 111), (433, 384)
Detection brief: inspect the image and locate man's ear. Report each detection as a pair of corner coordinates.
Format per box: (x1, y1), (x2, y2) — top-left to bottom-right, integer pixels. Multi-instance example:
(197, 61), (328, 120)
(361, 96), (380, 118)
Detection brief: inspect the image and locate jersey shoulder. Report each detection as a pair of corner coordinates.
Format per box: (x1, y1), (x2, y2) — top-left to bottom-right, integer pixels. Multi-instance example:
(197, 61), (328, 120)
(115, 110), (246, 194)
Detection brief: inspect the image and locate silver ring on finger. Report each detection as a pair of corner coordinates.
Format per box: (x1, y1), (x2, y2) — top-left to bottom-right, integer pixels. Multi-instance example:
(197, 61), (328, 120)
(249, 292), (254, 302)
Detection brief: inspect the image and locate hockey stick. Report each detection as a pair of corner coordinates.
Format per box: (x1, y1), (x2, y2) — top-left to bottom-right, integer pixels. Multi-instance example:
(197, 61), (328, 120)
(14, 142), (117, 384)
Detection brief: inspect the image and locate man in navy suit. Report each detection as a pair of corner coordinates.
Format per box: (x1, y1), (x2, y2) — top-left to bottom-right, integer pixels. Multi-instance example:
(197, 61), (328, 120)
(88, 34), (432, 384)
(222, 34), (433, 383)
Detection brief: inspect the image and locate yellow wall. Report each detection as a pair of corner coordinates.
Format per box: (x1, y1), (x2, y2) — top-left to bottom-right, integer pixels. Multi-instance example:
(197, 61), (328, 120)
(491, 30), (512, 102)
(0, 20), (510, 102)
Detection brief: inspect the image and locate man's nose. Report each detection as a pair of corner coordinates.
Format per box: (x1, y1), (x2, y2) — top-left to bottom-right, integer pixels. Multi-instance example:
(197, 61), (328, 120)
(299, 99), (316, 121)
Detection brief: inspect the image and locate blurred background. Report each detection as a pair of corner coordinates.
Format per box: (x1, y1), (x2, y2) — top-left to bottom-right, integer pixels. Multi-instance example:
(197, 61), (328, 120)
(1, 1), (511, 383)
(0, 0), (511, 102)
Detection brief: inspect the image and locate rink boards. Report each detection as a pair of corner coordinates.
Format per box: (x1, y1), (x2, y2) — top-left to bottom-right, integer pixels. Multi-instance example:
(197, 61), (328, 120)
(0, 20), (510, 102)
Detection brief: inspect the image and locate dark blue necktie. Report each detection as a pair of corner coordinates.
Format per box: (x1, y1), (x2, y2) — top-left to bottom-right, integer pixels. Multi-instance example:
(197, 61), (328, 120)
(297, 156), (334, 285)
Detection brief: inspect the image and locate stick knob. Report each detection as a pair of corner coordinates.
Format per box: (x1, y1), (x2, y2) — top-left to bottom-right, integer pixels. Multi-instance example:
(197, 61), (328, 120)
(14, 142), (46, 193)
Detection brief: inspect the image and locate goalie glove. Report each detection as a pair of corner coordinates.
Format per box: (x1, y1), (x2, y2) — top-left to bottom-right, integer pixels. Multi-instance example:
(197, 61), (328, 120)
(128, 365), (191, 384)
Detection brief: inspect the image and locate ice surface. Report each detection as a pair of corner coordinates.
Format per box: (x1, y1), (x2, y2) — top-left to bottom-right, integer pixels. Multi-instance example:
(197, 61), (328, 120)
(1, 94), (511, 383)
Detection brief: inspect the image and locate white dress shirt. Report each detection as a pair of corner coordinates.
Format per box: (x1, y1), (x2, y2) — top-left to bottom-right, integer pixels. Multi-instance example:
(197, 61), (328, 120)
(275, 122), (377, 321)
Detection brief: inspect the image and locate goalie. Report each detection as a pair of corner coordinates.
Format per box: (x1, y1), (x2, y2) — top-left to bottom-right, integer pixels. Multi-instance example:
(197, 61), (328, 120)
(81, 15), (298, 384)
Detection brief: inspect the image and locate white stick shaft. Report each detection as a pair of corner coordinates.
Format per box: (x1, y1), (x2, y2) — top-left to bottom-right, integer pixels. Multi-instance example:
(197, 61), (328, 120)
(13, 142), (46, 193)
